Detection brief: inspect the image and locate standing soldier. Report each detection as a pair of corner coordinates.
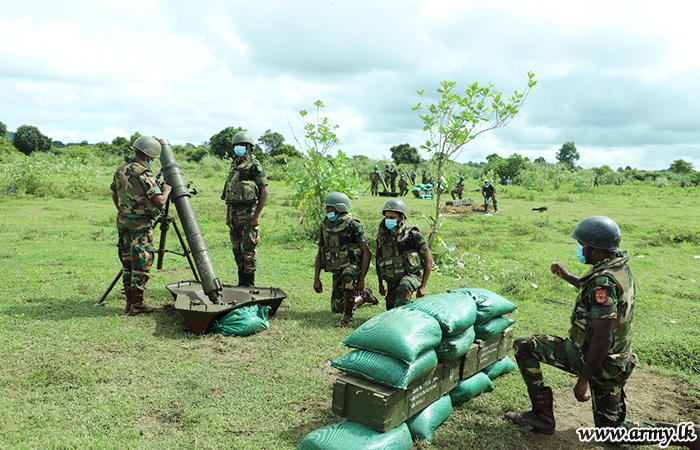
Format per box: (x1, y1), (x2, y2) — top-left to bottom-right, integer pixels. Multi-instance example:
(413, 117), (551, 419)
(376, 199), (433, 310)
(398, 175), (409, 196)
(314, 192), (372, 328)
(410, 170), (417, 185)
(388, 163), (399, 193)
(451, 176), (465, 200)
(421, 170), (429, 184)
(370, 165), (381, 196)
(221, 131), (268, 287)
(477, 179), (497, 214)
(111, 136), (172, 315)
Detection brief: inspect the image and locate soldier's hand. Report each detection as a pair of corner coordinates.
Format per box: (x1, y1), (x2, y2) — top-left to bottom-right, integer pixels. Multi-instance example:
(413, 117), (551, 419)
(379, 283), (386, 296)
(574, 378), (591, 402)
(314, 279), (323, 293)
(417, 286), (427, 298)
(250, 216), (260, 228)
(550, 262), (568, 279)
(355, 278), (365, 294)
(163, 184), (172, 194)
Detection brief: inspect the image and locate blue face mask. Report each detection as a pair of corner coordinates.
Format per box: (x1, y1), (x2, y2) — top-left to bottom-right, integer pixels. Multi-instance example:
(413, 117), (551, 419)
(234, 145), (247, 157)
(385, 219), (398, 230)
(144, 159), (153, 168)
(326, 212), (338, 222)
(576, 244), (587, 264)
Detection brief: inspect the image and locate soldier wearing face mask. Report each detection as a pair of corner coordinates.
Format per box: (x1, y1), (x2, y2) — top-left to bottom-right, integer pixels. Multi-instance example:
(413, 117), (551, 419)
(221, 131), (268, 287)
(376, 199), (433, 310)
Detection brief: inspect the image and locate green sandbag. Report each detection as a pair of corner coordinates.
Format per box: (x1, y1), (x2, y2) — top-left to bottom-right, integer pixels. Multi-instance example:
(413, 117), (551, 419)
(343, 308), (442, 363)
(405, 394), (452, 443)
(330, 349), (438, 390)
(208, 304), (270, 336)
(482, 356), (517, 380)
(298, 420), (412, 450)
(449, 372), (494, 404)
(436, 326), (475, 361)
(404, 292), (477, 336)
(448, 288), (517, 324)
(474, 316), (515, 340)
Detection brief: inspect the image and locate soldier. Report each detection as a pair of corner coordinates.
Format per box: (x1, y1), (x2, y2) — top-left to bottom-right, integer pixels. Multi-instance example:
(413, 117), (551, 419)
(505, 217), (699, 449)
(410, 170), (417, 185)
(451, 176), (465, 200)
(477, 179), (497, 214)
(398, 175), (409, 196)
(370, 165), (381, 196)
(111, 136), (172, 315)
(376, 199), (433, 310)
(388, 163), (399, 192)
(421, 170), (429, 184)
(314, 192), (372, 328)
(221, 131), (268, 287)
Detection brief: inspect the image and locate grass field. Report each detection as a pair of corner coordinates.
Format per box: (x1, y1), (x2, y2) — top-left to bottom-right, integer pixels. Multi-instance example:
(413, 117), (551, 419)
(1, 170), (699, 449)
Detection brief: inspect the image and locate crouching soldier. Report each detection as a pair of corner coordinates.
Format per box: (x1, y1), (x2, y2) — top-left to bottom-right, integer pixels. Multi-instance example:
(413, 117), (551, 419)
(314, 192), (372, 328)
(376, 199), (433, 310)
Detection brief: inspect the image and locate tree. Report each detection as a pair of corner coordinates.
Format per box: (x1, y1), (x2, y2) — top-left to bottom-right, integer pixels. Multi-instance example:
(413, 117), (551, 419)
(489, 153), (528, 183)
(0, 121), (6, 138)
(270, 143), (302, 158)
(259, 129), (286, 155)
(129, 132), (142, 145)
(13, 125), (52, 155)
(669, 159), (694, 174)
(556, 141), (579, 167)
(111, 136), (131, 155)
(390, 143), (422, 166)
(209, 126), (245, 158)
(413, 73), (536, 245)
(534, 156), (547, 165)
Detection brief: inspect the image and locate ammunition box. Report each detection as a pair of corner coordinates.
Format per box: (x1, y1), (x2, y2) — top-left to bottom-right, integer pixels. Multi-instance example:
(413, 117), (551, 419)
(476, 327), (515, 371)
(441, 358), (461, 393)
(332, 363), (445, 433)
(498, 327), (515, 359)
(462, 343), (480, 379)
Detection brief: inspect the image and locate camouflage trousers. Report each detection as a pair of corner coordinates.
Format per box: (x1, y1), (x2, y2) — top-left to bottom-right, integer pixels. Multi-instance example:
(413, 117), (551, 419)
(513, 334), (636, 428)
(451, 187), (463, 199)
(384, 273), (421, 309)
(370, 182), (379, 195)
(330, 264), (361, 313)
(117, 218), (155, 292)
(228, 206), (259, 274)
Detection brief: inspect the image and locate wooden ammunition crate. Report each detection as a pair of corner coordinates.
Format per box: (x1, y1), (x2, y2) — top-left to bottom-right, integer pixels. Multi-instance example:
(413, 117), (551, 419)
(441, 357), (461, 394)
(462, 343), (480, 379)
(499, 327), (515, 359)
(332, 363), (445, 433)
(476, 327), (515, 371)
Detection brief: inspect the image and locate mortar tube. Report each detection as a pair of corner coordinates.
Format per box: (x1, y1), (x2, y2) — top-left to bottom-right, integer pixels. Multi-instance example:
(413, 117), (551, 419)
(158, 139), (222, 303)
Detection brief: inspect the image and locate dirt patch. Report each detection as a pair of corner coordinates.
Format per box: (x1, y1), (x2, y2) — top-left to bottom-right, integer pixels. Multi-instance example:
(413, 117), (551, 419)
(440, 205), (474, 215)
(517, 368), (700, 449)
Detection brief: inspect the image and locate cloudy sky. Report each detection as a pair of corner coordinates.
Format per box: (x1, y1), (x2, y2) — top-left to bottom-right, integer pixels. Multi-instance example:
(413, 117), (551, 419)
(1, 0), (698, 170)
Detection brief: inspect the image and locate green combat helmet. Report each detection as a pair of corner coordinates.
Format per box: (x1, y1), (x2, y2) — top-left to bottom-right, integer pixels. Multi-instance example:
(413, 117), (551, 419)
(323, 192), (351, 212)
(231, 131), (254, 147)
(382, 198), (407, 218)
(374, 165), (379, 170)
(570, 216), (621, 251)
(131, 136), (161, 158)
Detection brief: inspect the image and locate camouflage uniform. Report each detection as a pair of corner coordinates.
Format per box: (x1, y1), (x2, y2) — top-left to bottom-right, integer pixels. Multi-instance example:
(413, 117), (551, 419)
(451, 179), (465, 199)
(376, 222), (429, 309)
(398, 177), (409, 196)
(370, 170), (380, 196)
(110, 157), (162, 292)
(318, 214), (369, 313)
(389, 167), (398, 192)
(221, 154), (267, 275)
(513, 253), (638, 427)
(479, 182), (497, 212)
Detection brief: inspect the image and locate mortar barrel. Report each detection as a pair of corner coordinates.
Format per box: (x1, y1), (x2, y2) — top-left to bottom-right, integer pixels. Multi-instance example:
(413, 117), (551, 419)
(158, 139), (222, 303)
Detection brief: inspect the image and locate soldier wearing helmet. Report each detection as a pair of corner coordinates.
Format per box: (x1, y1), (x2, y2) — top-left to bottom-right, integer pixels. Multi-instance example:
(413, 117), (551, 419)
(398, 175), (409, 196)
(221, 131), (268, 287)
(387, 163), (399, 193)
(451, 176), (465, 200)
(376, 198), (433, 310)
(506, 216), (646, 437)
(314, 192), (372, 328)
(476, 179), (497, 214)
(370, 165), (380, 196)
(111, 135), (172, 315)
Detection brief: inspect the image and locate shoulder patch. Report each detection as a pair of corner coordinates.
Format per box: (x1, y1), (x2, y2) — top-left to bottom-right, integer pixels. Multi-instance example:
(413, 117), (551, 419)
(594, 288), (608, 304)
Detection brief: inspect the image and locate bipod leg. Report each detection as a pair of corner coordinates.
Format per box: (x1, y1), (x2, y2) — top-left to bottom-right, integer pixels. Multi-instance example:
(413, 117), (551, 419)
(170, 219), (200, 282)
(95, 268), (122, 307)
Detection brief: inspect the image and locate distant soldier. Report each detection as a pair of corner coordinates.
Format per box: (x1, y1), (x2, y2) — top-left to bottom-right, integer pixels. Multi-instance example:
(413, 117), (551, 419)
(422, 170), (429, 184)
(476, 179), (497, 214)
(386, 163), (399, 192)
(376, 199), (433, 310)
(370, 165), (381, 196)
(314, 192), (372, 328)
(111, 136), (171, 315)
(221, 131), (268, 287)
(410, 170), (417, 184)
(451, 176), (465, 200)
(398, 175), (409, 196)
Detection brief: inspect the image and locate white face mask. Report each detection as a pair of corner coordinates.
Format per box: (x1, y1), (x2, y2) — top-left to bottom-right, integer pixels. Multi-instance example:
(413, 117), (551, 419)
(234, 145), (247, 157)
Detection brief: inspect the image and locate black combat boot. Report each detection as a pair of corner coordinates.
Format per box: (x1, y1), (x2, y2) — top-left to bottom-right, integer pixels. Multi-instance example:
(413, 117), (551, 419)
(505, 387), (556, 434)
(237, 268), (244, 286)
(243, 272), (255, 287)
(124, 285), (133, 314)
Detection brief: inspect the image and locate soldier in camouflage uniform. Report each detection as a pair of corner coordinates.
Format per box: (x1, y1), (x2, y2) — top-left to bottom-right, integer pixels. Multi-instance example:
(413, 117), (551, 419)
(450, 176), (465, 200)
(111, 136), (172, 315)
(221, 131), (268, 287)
(376, 199), (433, 310)
(476, 179), (497, 213)
(370, 165), (380, 196)
(314, 192), (371, 328)
(398, 176), (409, 196)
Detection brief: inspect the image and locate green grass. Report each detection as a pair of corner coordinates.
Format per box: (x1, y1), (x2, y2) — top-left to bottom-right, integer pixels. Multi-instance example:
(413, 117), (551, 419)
(1, 171), (699, 449)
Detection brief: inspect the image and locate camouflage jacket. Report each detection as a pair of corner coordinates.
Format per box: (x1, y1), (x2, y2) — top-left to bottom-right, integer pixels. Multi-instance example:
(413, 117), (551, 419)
(318, 214), (368, 273)
(370, 170), (380, 184)
(376, 221), (428, 281)
(111, 157), (162, 217)
(221, 155), (267, 205)
(569, 253), (635, 366)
